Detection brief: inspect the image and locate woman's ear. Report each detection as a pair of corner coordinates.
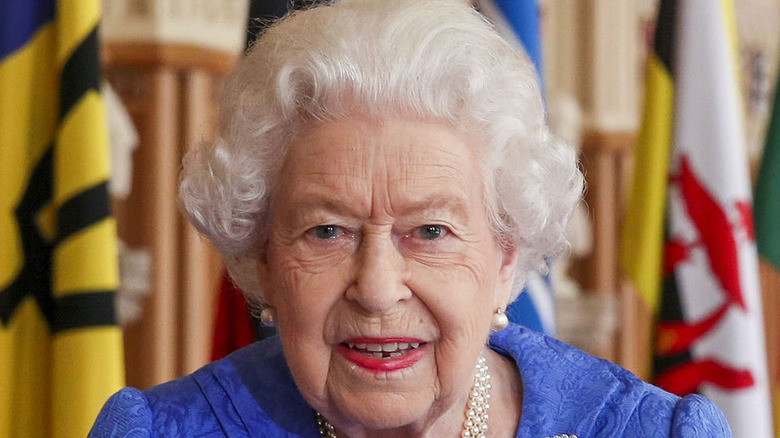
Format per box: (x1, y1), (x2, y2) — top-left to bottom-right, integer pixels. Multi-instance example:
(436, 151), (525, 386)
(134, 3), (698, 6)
(495, 243), (520, 307)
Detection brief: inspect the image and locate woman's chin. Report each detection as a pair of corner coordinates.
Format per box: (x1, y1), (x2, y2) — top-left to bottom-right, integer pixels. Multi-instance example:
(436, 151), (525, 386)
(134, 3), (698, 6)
(330, 396), (431, 433)
(320, 345), (439, 432)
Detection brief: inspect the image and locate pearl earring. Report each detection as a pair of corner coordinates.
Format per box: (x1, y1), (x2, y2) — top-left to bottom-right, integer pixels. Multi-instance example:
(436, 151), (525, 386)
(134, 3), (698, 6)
(491, 307), (509, 332)
(260, 307), (277, 327)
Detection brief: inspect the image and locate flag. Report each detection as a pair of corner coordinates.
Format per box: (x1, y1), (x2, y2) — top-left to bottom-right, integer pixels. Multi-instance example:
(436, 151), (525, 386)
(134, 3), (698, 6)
(506, 271), (556, 335)
(0, 1), (125, 437)
(476, 0), (554, 335)
(623, 0), (773, 435)
(755, 70), (780, 437)
(475, 0), (545, 94)
(755, 72), (780, 295)
(621, 0), (675, 316)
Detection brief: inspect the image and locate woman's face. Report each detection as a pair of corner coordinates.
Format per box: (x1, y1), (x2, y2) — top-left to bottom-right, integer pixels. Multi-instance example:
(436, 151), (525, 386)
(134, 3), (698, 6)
(257, 117), (518, 435)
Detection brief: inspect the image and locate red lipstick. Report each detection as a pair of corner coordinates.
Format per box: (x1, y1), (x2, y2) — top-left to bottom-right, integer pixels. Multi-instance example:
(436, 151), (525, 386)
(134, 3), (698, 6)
(337, 337), (427, 373)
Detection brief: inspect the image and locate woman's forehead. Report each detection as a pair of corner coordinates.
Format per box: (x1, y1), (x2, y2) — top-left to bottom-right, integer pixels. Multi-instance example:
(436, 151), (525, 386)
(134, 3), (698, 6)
(275, 118), (485, 217)
(284, 118), (477, 174)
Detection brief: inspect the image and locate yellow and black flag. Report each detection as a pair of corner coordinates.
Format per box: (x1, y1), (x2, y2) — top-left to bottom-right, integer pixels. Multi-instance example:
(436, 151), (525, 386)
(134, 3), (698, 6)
(621, 0), (675, 318)
(0, 1), (125, 437)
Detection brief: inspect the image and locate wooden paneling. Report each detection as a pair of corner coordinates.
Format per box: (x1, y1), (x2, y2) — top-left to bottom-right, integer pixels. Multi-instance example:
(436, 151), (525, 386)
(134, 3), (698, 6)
(103, 43), (236, 76)
(761, 260), (780, 425)
(105, 43), (234, 389)
(177, 69), (222, 376)
(577, 130), (635, 364)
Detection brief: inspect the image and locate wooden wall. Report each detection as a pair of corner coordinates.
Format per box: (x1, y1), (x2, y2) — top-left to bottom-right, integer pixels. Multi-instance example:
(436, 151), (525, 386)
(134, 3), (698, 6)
(104, 44), (232, 388)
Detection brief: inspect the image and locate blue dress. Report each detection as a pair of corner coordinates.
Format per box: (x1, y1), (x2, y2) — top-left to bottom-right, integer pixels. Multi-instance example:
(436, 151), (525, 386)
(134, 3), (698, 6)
(89, 324), (732, 437)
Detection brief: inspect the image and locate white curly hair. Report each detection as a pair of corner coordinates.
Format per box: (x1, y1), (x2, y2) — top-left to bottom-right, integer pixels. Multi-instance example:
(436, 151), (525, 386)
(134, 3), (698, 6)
(179, 0), (583, 307)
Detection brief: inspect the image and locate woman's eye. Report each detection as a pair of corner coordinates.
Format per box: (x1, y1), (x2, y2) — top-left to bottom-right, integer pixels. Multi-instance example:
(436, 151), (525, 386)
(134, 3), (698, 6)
(416, 224), (447, 240)
(308, 225), (343, 240)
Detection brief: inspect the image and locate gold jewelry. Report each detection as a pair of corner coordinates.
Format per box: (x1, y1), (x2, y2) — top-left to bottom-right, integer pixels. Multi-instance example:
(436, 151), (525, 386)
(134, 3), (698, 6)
(490, 307), (509, 332)
(259, 307), (277, 326)
(315, 352), (491, 438)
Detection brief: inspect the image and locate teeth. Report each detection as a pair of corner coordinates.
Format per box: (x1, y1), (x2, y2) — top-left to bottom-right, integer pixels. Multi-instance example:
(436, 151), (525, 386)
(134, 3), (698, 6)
(345, 341), (424, 357)
(382, 342), (398, 352)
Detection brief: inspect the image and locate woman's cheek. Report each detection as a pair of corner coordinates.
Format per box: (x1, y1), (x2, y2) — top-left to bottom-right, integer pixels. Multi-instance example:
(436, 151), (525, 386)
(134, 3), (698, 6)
(274, 239), (354, 276)
(410, 250), (490, 289)
(409, 256), (495, 333)
(398, 232), (459, 257)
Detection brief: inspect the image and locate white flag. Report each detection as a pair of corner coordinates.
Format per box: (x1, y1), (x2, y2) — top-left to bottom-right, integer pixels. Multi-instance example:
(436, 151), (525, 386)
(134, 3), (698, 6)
(658, 1), (773, 435)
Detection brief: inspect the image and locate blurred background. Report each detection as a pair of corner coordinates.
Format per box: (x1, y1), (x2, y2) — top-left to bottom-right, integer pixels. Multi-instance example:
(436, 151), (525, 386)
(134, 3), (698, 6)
(1, 0), (779, 436)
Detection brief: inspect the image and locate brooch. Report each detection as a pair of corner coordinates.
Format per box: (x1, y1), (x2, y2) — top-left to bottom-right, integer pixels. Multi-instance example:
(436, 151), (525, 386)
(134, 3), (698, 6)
(545, 435), (577, 438)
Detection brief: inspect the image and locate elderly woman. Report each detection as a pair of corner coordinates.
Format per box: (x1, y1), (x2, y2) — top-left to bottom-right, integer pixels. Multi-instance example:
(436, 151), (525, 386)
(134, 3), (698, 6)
(91, 0), (733, 437)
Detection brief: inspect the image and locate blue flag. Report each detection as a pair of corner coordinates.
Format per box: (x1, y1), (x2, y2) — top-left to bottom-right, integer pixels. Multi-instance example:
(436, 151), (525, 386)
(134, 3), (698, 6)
(477, 0), (545, 95)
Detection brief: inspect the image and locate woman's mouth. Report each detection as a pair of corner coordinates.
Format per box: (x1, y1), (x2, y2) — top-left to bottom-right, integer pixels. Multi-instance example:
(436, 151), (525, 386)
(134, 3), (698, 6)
(343, 341), (422, 359)
(337, 338), (428, 372)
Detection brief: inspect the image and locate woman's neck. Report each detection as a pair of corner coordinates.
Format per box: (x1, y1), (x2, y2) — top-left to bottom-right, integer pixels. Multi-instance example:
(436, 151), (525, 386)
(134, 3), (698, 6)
(483, 347), (523, 437)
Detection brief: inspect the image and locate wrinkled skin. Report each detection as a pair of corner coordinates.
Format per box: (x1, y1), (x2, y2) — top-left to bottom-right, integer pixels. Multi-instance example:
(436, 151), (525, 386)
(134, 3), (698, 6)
(257, 118), (521, 437)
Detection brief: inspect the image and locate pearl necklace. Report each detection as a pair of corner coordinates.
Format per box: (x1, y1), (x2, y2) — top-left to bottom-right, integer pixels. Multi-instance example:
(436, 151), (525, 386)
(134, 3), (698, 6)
(315, 352), (491, 438)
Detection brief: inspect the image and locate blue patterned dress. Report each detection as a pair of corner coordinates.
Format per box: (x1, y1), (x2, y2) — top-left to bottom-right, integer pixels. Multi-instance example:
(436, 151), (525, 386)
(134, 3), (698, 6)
(89, 324), (732, 437)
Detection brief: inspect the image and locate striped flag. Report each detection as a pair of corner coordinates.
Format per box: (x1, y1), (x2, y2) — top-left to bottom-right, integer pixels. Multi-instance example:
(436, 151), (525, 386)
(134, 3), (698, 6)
(476, 0), (555, 335)
(0, 2), (125, 437)
(622, 0), (773, 435)
(755, 70), (780, 437)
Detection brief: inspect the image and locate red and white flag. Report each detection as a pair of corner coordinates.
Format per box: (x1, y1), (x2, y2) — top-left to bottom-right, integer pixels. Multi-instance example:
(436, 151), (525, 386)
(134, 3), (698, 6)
(653, 1), (773, 435)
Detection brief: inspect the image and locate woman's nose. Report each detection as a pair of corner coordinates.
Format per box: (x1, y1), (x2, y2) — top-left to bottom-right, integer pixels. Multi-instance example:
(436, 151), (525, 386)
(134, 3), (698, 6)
(345, 231), (411, 314)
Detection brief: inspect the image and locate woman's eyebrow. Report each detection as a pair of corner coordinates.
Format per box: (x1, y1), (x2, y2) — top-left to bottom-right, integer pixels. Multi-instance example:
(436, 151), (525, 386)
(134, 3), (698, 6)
(396, 197), (470, 224)
(285, 197), (366, 219)
(285, 195), (470, 222)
